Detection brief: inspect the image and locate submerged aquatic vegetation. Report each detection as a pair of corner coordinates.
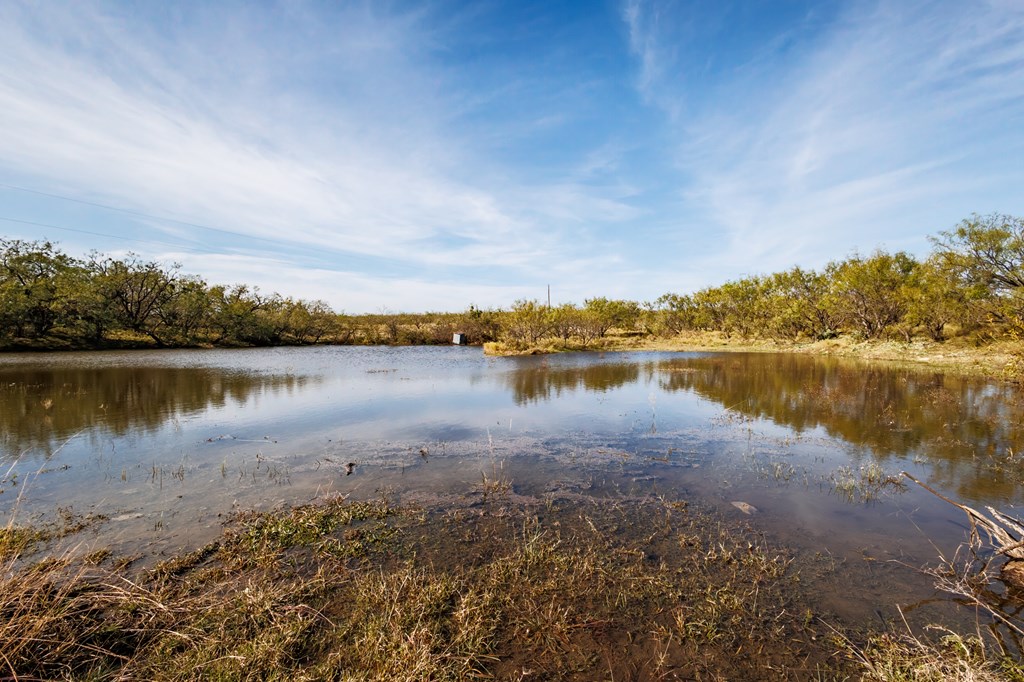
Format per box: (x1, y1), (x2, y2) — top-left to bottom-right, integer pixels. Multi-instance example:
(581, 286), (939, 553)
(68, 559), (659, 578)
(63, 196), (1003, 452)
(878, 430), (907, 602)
(0, 506), (107, 560)
(223, 495), (399, 565)
(0, 523), (48, 558)
(829, 462), (906, 503)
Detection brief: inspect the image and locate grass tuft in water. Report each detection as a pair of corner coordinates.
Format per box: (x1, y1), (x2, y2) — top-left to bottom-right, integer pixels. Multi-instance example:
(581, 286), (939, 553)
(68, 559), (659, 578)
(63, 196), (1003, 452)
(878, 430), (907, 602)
(847, 627), (1024, 682)
(830, 462), (906, 502)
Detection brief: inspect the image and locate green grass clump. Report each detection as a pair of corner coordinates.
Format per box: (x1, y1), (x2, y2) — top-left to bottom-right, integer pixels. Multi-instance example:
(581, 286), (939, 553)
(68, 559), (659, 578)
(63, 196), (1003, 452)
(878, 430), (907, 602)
(0, 524), (49, 559)
(851, 630), (1023, 682)
(224, 497), (398, 564)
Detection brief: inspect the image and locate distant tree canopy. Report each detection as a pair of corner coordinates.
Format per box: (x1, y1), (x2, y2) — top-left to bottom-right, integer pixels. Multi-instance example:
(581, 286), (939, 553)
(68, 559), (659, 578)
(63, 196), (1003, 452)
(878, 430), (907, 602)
(932, 213), (1024, 332)
(0, 239), (340, 348)
(2, 213), (1022, 350)
(641, 213), (1024, 344)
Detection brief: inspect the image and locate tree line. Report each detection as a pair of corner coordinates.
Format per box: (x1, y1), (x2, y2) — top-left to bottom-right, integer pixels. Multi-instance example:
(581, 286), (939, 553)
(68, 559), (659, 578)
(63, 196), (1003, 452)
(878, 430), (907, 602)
(0, 240), (506, 349)
(646, 213), (1023, 344)
(497, 213), (1022, 348)
(0, 243), (342, 348)
(1, 213), (1021, 350)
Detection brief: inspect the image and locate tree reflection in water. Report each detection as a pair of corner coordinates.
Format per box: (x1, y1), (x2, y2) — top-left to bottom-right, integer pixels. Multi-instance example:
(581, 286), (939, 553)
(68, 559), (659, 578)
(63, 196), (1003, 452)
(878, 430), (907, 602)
(657, 353), (1024, 503)
(504, 360), (642, 405)
(0, 365), (312, 460)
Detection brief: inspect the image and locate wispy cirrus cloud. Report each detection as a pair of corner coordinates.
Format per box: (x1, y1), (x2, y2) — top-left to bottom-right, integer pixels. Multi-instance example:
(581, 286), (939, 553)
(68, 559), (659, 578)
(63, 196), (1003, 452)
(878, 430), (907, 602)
(622, 0), (1024, 280)
(152, 250), (532, 313)
(0, 4), (507, 253)
(4, 1), (1021, 310)
(0, 1), (640, 309)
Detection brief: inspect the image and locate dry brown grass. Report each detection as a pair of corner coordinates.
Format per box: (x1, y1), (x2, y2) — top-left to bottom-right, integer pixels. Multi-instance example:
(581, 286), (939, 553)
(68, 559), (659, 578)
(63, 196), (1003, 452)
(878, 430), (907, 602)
(0, 493), (840, 680)
(841, 615), (1024, 682)
(2, 491), (1022, 680)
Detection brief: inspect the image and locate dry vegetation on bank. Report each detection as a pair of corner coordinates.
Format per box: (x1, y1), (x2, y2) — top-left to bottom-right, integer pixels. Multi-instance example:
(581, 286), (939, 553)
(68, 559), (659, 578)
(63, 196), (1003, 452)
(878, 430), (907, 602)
(2, 488), (1023, 680)
(485, 331), (1023, 383)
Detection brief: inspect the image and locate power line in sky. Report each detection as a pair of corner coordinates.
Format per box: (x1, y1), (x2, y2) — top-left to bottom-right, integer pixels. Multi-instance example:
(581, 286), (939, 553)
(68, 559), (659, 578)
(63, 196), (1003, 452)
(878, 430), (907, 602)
(0, 215), (277, 262)
(0, 181), (411, 276)
(0, 181), (301, 249)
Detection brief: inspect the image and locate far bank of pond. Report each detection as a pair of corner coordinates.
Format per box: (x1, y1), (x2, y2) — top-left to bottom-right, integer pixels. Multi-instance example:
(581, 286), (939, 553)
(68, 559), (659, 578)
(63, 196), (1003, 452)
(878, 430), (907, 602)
(5, 326), (1022, 385)
(487, 331), (1024, 383)
(2, 346), (1022, 679)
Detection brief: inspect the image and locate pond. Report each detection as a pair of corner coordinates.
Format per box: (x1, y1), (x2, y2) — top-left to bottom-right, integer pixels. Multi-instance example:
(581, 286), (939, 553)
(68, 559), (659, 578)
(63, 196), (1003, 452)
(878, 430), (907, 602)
(2, 345), (1023, 631)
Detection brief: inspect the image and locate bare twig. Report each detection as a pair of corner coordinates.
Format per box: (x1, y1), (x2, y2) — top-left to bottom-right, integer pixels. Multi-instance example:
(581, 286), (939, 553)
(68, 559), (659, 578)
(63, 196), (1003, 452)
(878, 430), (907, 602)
(902, 472), (1024, 560)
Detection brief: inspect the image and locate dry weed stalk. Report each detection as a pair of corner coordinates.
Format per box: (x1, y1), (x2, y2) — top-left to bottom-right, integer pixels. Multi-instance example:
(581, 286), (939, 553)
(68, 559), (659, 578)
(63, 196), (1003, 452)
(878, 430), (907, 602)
(903, 472), (1024, 583)
(902, 471), (1024, 660)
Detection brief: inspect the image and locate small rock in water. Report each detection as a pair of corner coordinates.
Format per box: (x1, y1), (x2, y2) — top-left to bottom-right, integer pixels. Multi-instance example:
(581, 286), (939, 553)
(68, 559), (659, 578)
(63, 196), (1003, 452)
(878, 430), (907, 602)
(731, 501), (757, 515)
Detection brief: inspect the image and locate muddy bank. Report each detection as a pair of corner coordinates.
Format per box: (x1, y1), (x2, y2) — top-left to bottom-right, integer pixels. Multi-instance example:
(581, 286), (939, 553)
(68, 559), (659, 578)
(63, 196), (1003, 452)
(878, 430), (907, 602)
(3, 485), (1023, 680)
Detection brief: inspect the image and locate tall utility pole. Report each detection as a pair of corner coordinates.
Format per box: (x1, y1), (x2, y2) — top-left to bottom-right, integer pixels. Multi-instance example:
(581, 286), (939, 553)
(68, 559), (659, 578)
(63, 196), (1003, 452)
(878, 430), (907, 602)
(547, 284), (551, 308)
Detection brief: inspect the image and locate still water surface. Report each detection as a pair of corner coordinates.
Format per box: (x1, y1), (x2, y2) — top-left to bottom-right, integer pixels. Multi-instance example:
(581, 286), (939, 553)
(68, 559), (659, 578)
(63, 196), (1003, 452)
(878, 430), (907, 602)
(3, 346), (1023, 623)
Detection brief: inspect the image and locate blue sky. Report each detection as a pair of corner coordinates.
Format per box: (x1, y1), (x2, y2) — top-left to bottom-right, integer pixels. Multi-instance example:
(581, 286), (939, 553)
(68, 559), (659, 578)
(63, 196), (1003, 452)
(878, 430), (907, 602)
(1, 0), (1022, 312)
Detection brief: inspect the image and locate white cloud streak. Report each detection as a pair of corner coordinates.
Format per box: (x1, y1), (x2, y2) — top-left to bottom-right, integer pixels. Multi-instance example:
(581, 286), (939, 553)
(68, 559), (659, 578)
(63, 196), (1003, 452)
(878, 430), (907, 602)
(624, 0), (1024, 281)
(152, 250), (536, 313)
(5, 0), (1021, 309)
(0, 0), (640, 310)
(0, 5), (496, 253)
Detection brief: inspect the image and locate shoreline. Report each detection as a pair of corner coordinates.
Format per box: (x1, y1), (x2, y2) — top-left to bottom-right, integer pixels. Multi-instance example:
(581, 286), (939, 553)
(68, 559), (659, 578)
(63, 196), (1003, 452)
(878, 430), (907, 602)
(484, 332), (1024, 382)
(5, 489), (1020, 679)
(3, 329), (1020, 384)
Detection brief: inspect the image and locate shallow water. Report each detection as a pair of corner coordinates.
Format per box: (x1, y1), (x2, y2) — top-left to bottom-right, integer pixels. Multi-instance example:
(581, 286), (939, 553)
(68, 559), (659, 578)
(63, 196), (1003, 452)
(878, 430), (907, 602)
(2, 346), (1023, 628)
